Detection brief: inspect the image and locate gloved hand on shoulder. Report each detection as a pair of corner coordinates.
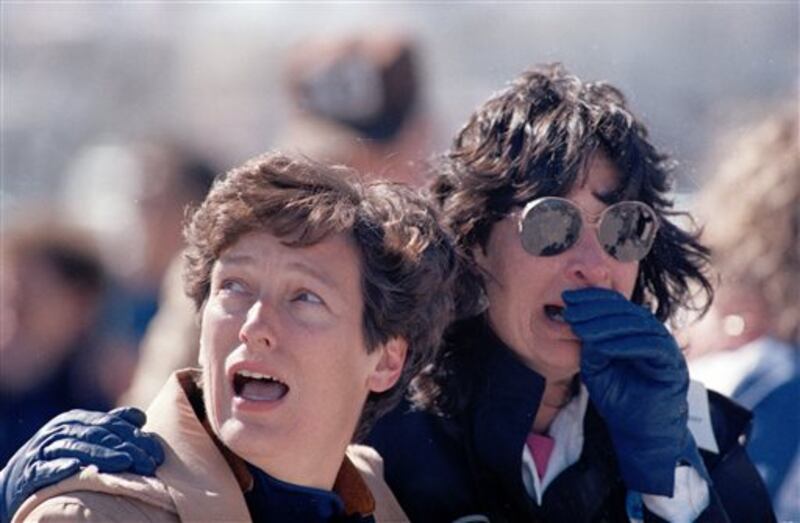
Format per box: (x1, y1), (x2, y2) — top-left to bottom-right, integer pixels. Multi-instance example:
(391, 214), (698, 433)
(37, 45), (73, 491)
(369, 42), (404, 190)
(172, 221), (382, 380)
(563, 287), (709, 497)
(0, 407), (164, 523)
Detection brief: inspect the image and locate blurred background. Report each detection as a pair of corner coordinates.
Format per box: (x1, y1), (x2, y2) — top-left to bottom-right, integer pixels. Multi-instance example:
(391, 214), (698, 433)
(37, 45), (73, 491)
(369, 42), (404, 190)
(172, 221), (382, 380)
(3, 2), (797, 202)
(1, 3), (798, 515)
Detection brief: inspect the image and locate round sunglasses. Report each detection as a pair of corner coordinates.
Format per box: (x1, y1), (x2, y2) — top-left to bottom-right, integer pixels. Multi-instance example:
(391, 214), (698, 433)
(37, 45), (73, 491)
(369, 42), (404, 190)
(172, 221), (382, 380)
(517, 197), (660, 262)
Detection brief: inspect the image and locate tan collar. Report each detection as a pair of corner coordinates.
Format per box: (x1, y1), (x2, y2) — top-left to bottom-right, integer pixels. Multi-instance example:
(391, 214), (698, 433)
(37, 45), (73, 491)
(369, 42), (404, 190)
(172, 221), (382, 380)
(144, 370), (252, 521)
(333, 452), (377, 516)
(147, 369), (375, 518)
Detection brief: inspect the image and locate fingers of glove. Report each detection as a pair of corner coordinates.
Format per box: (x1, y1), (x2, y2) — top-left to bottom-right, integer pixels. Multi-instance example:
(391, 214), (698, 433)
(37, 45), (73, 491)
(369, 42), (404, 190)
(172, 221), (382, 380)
(100, 426), (164, 466)
(581, 335), (683, 376)
(91, 416), (165, 465)
(569, 313), (669, 342)
(40, 439), (133, 471)
(562, 287), (627, 305)
(35, 425), (124, 463)
(46, 409), (140, 438)
(35, 410), (107, 443)
(563, 297), (650, 323)
(109, 406), (146, 428)
(49, 418), (164, 468)
(113, 442), (157, 476)
(25, 458), (82, 492)
(132, 433), (164, 466)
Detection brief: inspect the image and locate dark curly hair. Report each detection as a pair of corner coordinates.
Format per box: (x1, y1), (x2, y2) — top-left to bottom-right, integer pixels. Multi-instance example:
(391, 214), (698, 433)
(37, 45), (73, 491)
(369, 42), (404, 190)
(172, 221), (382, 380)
(414, 64), (713, 412)
(183, 151), (457, 440)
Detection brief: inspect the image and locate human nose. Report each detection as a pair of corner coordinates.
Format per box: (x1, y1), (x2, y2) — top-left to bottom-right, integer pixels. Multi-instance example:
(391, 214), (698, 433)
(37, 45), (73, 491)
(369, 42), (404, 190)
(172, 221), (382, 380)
(564, 226), (612, 288)
(238, 299), (277, 350)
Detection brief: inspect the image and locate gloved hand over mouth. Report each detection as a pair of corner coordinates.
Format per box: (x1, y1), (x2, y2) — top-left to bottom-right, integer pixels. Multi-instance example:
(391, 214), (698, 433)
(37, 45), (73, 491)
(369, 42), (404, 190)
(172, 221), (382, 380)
(563, 287), (709, 497)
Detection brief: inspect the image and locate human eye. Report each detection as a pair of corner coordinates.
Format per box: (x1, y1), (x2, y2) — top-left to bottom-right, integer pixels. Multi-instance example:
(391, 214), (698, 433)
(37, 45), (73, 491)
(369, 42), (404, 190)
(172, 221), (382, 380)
(291, 290), (325, 305)
(218, 278), (249, 295)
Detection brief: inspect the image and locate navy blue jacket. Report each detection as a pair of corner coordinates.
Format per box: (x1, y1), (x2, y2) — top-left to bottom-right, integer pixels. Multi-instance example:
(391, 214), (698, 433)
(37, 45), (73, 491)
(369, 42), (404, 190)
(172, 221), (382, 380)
(367, 318), (775, 522)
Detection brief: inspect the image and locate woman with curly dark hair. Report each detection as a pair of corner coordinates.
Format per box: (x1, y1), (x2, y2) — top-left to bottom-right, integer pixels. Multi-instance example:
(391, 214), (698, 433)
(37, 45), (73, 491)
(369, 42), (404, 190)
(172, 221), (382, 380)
(366, 64), (773, 522)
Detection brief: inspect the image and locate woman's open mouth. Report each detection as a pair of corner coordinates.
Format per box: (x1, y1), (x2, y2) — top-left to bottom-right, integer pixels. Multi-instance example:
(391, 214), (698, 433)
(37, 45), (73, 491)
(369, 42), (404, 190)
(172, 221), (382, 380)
(232, 370), (289, 402)
(544, 304), (566, 323)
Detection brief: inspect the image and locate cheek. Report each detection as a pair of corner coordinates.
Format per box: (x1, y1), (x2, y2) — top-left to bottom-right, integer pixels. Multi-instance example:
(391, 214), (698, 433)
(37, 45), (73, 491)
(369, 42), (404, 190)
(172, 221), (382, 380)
(303, 331), (372, 398)
(199, 306), (241, 384)
(615, 262), (640, 298)
(203, 301), (242, 345)
(199, 309), (242, 431)
(482, 236), (528, 292)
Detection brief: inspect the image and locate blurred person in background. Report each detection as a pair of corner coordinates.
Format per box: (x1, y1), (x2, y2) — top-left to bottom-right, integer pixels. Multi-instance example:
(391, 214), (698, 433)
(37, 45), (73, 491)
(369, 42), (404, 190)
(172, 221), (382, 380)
(0, 218), (109, 464)
(684, 108), (799, 521)
(122, 31), (434, 409)
(118, 249), (204, 408)
(279, 31), (434, 187)
(60, 140), (218, 402)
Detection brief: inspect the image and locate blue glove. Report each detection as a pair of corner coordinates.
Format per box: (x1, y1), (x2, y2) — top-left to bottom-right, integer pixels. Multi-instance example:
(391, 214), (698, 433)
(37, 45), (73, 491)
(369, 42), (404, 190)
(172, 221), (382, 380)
(0, 407), (165, 523)
(563, 287), (709, 496)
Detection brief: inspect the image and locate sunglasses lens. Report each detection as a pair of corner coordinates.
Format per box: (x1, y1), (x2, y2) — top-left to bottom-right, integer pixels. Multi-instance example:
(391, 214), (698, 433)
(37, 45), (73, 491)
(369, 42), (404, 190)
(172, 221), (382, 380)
(598, 202), (659, 262)
(520, 199), (581, 256)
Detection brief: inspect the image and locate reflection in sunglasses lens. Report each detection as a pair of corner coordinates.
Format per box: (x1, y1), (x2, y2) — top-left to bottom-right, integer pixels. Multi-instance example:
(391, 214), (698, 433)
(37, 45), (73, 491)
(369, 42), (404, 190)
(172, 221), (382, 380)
(521, 199), (581, 256)
(598, 203), (658, 262)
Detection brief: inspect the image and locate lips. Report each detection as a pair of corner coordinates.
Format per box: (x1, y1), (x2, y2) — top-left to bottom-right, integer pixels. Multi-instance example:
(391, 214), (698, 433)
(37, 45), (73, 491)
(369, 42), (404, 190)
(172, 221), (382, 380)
(232, 369), (289, 402)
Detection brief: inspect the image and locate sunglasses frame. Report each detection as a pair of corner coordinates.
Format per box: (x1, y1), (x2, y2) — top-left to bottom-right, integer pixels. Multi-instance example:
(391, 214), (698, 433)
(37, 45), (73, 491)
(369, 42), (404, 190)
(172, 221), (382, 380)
(517, 196), (660, 262)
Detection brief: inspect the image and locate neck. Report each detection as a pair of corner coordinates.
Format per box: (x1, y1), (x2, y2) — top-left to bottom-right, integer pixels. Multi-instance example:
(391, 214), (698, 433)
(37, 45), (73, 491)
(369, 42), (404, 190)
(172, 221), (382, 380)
(249, 443), (346, 492)
(532, 377), (575, 433)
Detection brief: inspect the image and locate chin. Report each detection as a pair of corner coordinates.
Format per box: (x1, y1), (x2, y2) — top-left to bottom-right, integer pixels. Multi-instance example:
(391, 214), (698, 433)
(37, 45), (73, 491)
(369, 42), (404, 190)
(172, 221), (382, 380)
(548, 343), (581, 378)
(218, 416), (264, 443)
(216, 417), (249, 444)
(561, 353), (581, 375)
(219, 420), (280, 461)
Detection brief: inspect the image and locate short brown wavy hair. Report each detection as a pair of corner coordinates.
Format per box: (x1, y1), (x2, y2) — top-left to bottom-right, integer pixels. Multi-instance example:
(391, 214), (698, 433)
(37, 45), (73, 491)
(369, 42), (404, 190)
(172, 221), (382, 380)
(416, 64), (713, 412)
(183, 151), (457, 440)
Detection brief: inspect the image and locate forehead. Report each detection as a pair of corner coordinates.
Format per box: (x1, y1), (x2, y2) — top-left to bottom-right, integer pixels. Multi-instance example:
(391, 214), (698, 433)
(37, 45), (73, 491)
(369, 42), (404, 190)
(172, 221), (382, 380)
(216, 230), (362, 288)
(570, 152), (621, 198)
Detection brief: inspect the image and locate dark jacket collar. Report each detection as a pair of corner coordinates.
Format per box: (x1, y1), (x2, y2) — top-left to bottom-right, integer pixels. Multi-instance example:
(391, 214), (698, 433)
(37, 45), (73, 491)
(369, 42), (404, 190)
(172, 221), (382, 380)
(459, 319), (547, 511)
(459, 319), (631, 520)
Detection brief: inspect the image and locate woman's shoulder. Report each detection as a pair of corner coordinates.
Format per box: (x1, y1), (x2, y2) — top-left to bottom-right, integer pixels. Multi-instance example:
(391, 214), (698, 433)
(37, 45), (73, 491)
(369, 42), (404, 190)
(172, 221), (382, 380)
(13, 467), (176, 523)
(366, 401), (480, 521)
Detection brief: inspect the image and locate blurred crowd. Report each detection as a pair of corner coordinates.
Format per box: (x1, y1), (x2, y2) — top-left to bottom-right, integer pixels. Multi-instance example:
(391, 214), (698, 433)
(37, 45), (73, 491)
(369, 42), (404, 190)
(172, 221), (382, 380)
(1, 32), (797, 521)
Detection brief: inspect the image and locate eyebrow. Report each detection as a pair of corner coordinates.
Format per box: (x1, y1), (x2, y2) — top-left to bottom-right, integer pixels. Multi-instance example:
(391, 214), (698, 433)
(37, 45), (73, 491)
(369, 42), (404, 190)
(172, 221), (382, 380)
(285, 261), (343, 294)
(592, 188), (622, 206)
(216, 252), (257, 266)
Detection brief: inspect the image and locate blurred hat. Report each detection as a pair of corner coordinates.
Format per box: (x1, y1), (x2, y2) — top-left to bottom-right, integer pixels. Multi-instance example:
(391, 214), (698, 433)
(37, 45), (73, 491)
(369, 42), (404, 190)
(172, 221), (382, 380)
(286, 33), (420, 142)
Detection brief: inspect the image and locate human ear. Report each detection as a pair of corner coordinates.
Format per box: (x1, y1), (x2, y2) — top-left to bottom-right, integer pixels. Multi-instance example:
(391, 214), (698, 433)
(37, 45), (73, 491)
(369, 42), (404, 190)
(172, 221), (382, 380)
(367, 337), (408, 393)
